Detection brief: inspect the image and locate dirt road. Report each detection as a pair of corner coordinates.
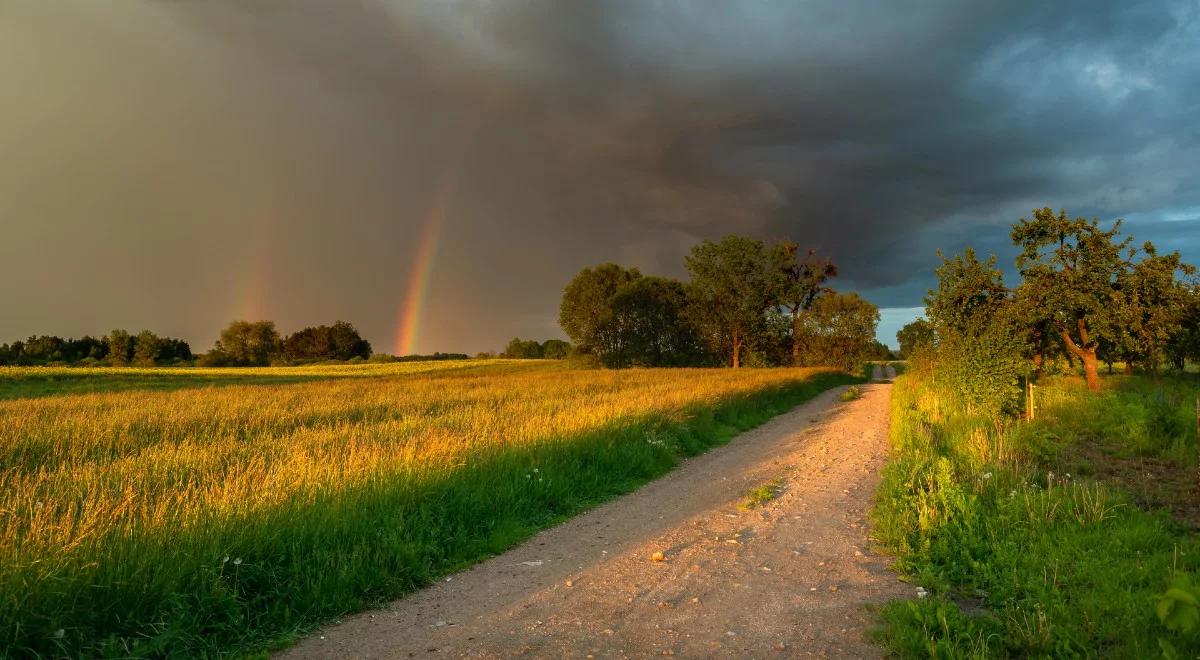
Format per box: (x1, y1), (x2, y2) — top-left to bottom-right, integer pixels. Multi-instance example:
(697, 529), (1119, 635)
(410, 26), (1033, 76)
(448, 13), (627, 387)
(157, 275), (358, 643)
(281, 366), (904, 658)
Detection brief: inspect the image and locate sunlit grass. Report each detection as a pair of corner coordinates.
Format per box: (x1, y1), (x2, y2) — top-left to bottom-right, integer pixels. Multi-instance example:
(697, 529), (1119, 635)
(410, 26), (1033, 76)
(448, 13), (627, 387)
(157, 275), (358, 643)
(0, 361), (853, 656)
(872, 371), (1200, 657)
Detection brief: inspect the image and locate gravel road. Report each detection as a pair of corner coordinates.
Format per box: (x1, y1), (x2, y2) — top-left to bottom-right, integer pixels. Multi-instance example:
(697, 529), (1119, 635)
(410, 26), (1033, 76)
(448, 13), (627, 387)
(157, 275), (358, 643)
(280, 366), (903, 658)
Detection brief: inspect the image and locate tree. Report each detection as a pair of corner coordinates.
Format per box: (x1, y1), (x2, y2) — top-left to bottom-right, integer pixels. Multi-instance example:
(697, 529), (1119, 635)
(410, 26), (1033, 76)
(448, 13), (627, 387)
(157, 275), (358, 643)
(1111, 244), (1195, 374)
(329, 321), (372, 360)
(925, 248), (1027, 415)
(284, 321), (372, 362)
(773, 243), (838, 365)
(107, 329), (134, 366)
(603, 276), (703, 367)
(133, 330), (162, 366)
(212, 320), (282, 366)
(1012, 208), (1132, 391)
(685, 236), (777, 368)
(896, 318), (934, 359)
(503, 337), (544, 359)
(793, 292), (880, 371)
(540, 339), (571, 360)
(559, 264), (642, 356)
(926, 248), (1010, 338)
(1167, 285), (1200, 371)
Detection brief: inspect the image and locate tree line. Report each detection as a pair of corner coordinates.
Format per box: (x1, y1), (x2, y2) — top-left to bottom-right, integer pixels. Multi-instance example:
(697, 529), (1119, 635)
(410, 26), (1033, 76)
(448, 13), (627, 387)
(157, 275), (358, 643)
(0, 320), (375, 367)
(901, 207), (1198, 414)
(0, 330), (192, 367)
(558, 235), (885, 370)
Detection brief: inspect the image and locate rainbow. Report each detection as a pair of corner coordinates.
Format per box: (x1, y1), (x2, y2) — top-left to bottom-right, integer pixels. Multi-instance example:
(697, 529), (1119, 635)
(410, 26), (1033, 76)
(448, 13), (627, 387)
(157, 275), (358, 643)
(392, 91), (497, 356)
(394, 180), (450, 356)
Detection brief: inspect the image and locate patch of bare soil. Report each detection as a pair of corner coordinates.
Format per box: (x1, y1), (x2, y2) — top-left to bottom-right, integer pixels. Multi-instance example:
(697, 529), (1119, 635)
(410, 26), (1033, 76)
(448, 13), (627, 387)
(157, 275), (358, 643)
(1073, 443), (1200, 529)
(279, 372), (905, 659)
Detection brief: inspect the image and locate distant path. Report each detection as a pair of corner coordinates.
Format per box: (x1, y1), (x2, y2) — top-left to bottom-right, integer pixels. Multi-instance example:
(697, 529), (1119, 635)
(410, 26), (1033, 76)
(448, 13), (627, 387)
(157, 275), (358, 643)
(280, 372), (904, 659)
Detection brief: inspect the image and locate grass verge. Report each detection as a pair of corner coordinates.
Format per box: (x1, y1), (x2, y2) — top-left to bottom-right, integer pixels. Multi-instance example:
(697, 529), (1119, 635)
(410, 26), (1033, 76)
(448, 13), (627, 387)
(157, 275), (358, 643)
(872, 372), (1200, 657)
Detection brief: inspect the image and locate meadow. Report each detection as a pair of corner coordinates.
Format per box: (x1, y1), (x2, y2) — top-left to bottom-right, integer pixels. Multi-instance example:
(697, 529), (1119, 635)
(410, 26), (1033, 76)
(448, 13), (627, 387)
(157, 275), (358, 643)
(873, 370), (1200, 657)
(0, 360), (855, 657)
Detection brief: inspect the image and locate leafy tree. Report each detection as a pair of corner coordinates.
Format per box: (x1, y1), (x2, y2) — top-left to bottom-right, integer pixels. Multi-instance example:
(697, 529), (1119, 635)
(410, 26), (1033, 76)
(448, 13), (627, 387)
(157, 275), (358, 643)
(773, 243), (838, 365)
(540, 339), (571, 360)
(603, 276), (703, 367)
(21, 335), (66, 363)
(1012, 209), (1134, 391)
(559, 264), (642, 356)
(1166, 285), (1200, 371)
(284, 321), (371, 362)
(158, 338), (192, 363)
(212, 320), (282, 366)
(926, 248), (1010, 337)
(896, 318), (934, 359)
(133, 330), (162, 366)
(107, 329), (134, 366)
(925, 249), (1027, 415)
(1111, 244), (1195, 374)
(685, 236), (777, 368)
(503, 338), (544, 359)
(793, 292), (880, 372)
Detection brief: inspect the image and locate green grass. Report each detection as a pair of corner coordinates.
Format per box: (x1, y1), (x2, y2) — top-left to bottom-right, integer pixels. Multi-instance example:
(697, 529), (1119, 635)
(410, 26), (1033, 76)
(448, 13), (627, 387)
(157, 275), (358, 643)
(872, 372), (1200, 657)
(739, 478), (783, 510)
(840, 385), (864, 402)
(0, 360), (523, 400)
(1, 363), (859, 657)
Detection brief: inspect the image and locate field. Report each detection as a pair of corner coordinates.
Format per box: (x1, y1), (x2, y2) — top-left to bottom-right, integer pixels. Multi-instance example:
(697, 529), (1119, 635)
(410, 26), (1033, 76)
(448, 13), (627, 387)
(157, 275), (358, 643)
(873, 370), (1200, 657)
(0, 360), (855, 657)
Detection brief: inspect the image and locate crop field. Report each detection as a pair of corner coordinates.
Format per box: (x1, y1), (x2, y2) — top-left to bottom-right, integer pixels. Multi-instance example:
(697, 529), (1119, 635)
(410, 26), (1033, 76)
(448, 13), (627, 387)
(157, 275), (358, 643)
(0, 360), (853, 657)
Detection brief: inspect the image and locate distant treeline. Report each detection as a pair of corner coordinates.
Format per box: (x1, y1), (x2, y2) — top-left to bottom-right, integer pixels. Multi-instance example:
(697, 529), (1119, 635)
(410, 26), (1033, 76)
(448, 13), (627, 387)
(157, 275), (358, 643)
(0, 320), (378, 367)
(555, 234), (889, 370)
(0, 330), (192, 367)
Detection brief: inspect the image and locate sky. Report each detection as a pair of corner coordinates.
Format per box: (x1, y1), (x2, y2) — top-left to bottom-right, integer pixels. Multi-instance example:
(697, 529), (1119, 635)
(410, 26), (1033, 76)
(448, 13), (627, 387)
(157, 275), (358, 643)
(1, 1), (1198, 354)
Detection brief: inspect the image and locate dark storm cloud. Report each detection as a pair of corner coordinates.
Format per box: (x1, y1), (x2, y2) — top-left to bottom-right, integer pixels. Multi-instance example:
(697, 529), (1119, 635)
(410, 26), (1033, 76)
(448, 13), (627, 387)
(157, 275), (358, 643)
(1, 1), (1197, 351)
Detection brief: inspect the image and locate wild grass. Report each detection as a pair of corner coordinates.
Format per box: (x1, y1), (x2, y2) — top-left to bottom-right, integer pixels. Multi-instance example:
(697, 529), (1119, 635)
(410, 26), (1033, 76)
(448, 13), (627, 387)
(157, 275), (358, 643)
(872, 372), (1200, 657)
(840, 385), (864, 402)
(0, 361), (854, 657)
(739, 479), (784, 510)
(0, 359), (515, 400)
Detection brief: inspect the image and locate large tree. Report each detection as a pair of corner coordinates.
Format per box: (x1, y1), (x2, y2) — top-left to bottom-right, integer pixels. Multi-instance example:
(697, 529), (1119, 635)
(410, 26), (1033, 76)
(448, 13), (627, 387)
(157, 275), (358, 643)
(1166, 284), (1200, 371)
(558, 263), (642, 357)
(540, 339), (572, 360)
(895, 318), (933, 359)
(685, 235), (777, 368)
(773, 243), (838, 366)
(107, 329), (134, 367)
(604, 276), (702, 367)
(132, 330), (162, 366)
(1011, 209), (1132, 391)
(212, 320), (282, 366)
(1111, 244), (1195, 374)
(793, 292), (880, 372)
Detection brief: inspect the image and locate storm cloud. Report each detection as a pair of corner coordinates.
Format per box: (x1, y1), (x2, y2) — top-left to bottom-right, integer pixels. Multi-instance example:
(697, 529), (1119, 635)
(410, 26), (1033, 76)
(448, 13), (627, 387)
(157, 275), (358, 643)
(1, 1), (1197, 352)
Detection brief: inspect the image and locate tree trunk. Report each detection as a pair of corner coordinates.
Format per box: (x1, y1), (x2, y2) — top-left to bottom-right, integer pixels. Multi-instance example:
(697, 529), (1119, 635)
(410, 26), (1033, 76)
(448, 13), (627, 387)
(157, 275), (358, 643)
(1123, 361), (1135, 376)
(1059, 320), (1102, 392)
(1081, 349), (1101, 392)
(732, 336), (742, 368)
(791, 309), (801, 367)
(1032, 350), (1044, 380)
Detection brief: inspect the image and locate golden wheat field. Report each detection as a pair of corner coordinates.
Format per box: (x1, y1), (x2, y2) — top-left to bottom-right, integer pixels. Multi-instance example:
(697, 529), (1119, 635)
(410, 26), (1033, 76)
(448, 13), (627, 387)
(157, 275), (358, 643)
(0, 360), (852, 656)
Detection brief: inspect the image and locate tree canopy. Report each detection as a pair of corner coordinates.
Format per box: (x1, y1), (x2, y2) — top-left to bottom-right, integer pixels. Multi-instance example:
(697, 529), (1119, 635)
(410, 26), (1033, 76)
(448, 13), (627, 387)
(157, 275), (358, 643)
(685, 236), (777, 368)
